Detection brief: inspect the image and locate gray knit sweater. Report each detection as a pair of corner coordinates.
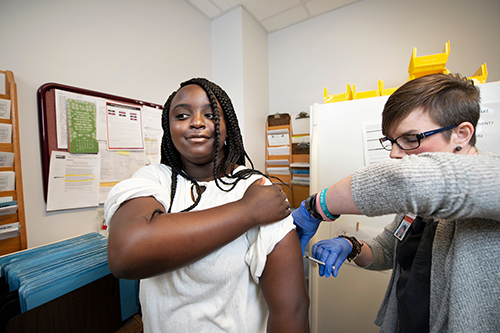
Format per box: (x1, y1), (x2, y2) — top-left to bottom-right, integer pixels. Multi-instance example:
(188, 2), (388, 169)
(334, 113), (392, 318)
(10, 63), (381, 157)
(351, 152), (500, 333)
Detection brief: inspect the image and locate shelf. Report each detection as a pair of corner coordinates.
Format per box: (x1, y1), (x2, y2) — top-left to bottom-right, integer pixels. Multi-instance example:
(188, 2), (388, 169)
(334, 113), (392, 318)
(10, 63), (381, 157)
(266, 115), (311, 208)
(0, 70), (27, 255)
(266, 117), (294, 206)
(291, 183), (309, 208)
(292, 154), (309, 164)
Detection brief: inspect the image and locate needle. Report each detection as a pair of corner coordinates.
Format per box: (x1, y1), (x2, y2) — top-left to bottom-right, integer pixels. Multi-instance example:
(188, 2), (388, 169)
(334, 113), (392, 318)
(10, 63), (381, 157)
(304, 254), (335, 270)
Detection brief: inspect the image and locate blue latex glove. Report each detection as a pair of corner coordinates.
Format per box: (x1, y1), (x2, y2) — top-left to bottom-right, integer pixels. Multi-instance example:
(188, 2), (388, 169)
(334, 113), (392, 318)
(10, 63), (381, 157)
(292, 201), (322, 254)
(311, 237), (352, 277)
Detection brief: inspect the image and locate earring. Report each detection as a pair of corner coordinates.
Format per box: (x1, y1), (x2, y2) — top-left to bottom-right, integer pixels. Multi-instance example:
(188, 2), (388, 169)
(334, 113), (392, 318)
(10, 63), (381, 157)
(455, 146), (462, 152)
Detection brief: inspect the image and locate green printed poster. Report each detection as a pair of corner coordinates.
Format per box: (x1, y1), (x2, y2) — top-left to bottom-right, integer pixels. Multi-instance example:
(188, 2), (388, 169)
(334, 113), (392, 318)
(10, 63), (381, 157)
(67, 99), (98, 153)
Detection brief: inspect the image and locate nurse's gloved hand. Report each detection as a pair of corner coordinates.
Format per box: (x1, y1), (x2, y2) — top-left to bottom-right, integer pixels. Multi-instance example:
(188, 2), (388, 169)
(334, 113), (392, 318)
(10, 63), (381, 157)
(292, 201), (322, 254)
(312, 237), (352, 277)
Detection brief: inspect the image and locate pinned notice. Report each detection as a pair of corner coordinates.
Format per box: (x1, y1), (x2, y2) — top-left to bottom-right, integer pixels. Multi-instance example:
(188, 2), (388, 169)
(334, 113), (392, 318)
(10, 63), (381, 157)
(106, 102), (144, 150)
(67, 99), (98, 153)
(46, 152), (100, 211)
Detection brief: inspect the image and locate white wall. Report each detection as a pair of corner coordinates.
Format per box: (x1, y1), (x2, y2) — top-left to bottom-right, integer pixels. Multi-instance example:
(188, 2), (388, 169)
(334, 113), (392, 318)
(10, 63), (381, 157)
(0, 0), (212, 247)
(212, 7), (269, 172)
(241, 9), (269, 172)
(212, 8), (245, 128)
(269, 0), (500, 115)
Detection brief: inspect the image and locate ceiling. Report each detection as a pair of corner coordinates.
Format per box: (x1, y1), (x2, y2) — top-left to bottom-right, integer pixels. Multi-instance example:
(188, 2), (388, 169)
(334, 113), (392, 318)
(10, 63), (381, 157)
(184, 0), (361, 33)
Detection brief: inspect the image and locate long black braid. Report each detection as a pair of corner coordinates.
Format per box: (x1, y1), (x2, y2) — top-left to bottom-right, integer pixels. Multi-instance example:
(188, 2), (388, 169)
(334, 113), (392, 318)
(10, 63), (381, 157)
(160, 78), (269, 213)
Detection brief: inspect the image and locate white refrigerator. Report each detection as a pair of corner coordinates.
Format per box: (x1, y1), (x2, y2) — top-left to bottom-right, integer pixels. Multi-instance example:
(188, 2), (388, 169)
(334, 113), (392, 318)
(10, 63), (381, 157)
(308, 80), (500, 333)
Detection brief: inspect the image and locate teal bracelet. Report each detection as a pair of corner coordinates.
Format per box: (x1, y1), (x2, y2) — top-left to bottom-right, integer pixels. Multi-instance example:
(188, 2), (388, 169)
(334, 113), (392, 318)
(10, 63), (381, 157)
(319, 188), (340, 221)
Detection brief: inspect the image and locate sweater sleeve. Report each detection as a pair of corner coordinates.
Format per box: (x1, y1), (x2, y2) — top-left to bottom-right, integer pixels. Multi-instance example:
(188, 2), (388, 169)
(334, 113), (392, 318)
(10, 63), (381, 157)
(362, 215), (401, 271)
(351, 152), (500, 222)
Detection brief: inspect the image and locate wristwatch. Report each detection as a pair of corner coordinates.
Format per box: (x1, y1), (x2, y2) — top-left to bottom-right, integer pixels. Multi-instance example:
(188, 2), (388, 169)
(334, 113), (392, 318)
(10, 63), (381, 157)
(338, 235), (363, 262)
(304, 193), (323, 220)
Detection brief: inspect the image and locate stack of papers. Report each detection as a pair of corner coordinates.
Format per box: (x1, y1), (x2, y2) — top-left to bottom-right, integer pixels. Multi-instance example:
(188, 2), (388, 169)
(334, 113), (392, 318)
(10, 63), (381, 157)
(0, 233), (138, 321)
(0, 171), (15, 191)
(266, 159), (290, 166)
(266, 167), (290, 175)
(0, 222), (19, 241)
(0, 198), (19, 242)
(291, 166), (310, 185)
(267, 128), (290, 155)
(0, 199), (18, 217)
(291, 112), (310, 136)
(267, 146), (290, 156)
(0, 124), (12, 143)
(0, 98), (12, 120)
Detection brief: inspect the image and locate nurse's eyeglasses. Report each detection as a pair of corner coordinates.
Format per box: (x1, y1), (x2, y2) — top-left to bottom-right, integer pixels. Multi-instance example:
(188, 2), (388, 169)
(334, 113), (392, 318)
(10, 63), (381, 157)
(379, 125), (458, 151)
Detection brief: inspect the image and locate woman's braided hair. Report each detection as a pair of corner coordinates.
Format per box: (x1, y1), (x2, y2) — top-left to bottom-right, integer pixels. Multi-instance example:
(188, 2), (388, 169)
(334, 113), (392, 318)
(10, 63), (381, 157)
(161, 77), (268, 213)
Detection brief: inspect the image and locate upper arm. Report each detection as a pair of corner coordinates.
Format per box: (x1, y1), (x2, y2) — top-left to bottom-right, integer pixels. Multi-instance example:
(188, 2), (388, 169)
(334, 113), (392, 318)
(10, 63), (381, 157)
(107, 196), (165, 277)
(352, 153), (500, 220)
(260, 230), (310, 332)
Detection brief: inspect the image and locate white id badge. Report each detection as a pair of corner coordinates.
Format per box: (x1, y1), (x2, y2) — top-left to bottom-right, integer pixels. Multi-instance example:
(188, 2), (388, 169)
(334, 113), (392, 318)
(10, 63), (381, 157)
(394, 213), (416, 241)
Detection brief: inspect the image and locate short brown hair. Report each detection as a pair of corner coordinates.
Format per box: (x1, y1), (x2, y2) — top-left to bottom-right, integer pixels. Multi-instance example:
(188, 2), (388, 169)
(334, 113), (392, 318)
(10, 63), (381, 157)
(382, 73), (480, 146)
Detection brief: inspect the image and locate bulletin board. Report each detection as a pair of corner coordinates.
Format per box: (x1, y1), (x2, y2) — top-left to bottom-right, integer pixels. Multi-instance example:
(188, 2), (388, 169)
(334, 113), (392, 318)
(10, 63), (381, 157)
(37, 83), (164, 208)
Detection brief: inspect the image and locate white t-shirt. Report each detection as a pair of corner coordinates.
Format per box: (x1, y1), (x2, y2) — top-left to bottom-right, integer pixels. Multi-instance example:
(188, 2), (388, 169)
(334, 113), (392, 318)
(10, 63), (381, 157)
(104, 164), (295, 332)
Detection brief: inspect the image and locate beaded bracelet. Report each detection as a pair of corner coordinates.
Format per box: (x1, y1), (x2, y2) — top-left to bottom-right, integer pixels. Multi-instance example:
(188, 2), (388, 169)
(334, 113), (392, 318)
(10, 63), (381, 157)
(338, 235), (363, 262)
